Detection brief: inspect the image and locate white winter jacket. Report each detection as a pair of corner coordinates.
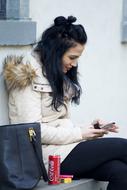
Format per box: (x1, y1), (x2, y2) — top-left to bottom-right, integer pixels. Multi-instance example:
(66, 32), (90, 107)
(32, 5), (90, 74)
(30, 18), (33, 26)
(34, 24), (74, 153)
(3, 51), (83, 170)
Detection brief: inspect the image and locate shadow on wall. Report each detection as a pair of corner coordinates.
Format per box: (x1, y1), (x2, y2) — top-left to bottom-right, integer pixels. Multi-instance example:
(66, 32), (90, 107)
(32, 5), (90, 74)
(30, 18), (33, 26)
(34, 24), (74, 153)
(0, 72), (9, 125)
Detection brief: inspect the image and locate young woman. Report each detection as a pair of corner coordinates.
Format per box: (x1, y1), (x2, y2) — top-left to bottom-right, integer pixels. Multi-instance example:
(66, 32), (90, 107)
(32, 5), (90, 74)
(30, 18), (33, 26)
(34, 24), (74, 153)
(4, 16), (127, 190)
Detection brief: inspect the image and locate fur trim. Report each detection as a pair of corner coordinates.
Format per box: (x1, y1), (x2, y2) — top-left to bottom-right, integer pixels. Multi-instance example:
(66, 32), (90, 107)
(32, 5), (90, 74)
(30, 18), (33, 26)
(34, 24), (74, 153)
(3, 55), (37, 91)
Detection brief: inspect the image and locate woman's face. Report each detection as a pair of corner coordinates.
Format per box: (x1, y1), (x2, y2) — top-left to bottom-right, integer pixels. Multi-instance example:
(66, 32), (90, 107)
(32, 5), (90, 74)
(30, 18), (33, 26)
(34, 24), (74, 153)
(62, 43), (85, 73)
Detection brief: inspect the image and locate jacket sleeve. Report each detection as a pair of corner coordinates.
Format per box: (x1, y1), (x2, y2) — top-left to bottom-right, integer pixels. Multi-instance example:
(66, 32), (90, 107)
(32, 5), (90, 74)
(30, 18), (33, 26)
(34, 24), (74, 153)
(41, 121), (83, 145)
(9, 87), (83, 145)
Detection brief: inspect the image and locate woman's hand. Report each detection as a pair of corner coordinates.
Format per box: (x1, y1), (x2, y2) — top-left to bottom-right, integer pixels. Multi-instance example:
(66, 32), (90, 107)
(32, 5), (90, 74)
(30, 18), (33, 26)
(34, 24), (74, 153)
(105, 124), (119, 133)
(92, 119), (119, 133)
(80, 125), (108, 140)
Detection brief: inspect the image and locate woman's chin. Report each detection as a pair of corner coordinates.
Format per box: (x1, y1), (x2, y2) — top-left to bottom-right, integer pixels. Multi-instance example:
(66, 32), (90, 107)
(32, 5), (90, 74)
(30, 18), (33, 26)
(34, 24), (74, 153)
(63, 69), (68, 73)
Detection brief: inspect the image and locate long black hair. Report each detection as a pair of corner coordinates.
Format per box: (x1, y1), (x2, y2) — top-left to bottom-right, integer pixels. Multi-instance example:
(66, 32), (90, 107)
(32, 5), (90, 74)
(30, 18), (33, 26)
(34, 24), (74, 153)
(34, 16), (87, 111)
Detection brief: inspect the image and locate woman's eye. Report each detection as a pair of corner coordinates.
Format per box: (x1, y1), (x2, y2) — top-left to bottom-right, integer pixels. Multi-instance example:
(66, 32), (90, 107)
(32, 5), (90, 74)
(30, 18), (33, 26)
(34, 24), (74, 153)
(70, 57), (76, 60)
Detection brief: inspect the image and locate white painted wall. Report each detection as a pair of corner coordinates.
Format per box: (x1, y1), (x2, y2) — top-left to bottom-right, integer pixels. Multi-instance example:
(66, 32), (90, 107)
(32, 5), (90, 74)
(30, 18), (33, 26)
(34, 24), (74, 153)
(1, 0), (127, 138)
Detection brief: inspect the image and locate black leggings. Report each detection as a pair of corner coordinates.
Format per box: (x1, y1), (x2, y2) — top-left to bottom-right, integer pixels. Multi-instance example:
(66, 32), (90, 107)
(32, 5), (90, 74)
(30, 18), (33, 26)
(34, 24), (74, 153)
(61, 137), (127, 190)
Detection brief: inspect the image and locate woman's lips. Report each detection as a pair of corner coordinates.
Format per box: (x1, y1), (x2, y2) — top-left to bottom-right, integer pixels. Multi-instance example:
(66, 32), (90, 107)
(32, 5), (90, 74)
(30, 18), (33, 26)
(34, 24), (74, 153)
(63, 66), (72, 73)
(66, 67), (72, 70)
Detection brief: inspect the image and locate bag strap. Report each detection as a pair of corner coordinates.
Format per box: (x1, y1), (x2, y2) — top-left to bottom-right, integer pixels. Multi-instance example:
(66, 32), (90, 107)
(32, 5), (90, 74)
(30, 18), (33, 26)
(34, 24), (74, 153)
(32, 139), (48, 181)
(29, 129), (48, 182)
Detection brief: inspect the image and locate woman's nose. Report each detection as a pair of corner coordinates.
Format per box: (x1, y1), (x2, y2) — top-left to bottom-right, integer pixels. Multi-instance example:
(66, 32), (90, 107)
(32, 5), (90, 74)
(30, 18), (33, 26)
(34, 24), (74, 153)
(71, 61), (78, 67)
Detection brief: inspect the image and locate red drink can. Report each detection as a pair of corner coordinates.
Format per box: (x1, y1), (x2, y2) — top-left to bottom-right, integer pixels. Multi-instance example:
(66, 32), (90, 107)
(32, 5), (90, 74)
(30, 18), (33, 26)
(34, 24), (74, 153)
(48, 155), (61, 185)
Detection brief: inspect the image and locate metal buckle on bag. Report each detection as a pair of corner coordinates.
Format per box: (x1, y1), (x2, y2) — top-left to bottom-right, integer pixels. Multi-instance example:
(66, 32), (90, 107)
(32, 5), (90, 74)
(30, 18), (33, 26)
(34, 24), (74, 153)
(28, 128), (36, 142)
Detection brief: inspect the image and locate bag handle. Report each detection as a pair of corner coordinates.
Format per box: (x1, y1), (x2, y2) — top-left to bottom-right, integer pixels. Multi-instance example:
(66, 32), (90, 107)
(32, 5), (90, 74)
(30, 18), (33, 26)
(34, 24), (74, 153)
(29, 128), (48, 182)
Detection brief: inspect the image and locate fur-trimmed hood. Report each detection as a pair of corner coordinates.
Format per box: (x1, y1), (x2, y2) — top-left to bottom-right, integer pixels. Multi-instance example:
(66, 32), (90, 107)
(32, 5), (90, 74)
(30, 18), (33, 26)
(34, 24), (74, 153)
(3, 55), (37, 91)
(3, 54), (75, 99)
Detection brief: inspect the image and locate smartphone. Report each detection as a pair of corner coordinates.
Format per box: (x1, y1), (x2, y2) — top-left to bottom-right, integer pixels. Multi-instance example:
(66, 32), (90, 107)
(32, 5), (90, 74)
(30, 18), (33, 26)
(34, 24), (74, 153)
(99, 122), (115, 129)
(94, 122), (115, 129)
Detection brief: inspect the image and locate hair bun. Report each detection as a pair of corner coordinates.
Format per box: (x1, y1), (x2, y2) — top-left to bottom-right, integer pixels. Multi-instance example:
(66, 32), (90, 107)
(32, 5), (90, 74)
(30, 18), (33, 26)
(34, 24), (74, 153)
(54, 16), (67, 26)
(67, 16), (77, 24)
(54, 16), (77, 26)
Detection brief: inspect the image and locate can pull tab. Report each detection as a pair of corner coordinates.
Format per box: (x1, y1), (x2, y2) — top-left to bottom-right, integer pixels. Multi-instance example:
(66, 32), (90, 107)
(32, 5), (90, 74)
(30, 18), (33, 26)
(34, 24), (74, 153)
(28, 128), (36, 142)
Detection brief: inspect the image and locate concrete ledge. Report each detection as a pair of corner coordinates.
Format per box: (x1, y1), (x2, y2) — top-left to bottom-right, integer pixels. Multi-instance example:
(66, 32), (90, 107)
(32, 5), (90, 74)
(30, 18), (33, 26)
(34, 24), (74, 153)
(0, 20), (36, 45)
(121, 22), (127, 43)
(34, 179), (108, 190)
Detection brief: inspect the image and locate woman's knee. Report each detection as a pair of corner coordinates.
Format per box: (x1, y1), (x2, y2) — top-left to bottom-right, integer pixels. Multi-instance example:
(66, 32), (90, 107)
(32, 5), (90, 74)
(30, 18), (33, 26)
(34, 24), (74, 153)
(108, 160), (127, 182)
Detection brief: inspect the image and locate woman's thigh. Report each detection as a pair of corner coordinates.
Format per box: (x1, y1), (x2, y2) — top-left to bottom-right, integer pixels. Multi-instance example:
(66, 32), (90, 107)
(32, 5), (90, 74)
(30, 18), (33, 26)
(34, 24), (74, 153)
(61, 137), (127, 177)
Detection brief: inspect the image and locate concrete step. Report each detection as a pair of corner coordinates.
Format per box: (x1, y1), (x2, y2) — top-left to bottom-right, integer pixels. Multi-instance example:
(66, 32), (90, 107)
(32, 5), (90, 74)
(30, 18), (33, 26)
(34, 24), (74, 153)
(34, 179), (108, 190)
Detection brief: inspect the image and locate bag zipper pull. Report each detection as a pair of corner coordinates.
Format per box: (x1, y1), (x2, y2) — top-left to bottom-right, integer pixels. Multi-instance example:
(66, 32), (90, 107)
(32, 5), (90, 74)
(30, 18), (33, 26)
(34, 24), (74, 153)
(29, 128), (36, 142)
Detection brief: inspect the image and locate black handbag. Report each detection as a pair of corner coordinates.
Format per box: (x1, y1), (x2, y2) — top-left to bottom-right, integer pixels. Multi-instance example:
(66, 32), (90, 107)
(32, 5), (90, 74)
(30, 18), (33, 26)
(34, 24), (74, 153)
(0, 122), (48, 190)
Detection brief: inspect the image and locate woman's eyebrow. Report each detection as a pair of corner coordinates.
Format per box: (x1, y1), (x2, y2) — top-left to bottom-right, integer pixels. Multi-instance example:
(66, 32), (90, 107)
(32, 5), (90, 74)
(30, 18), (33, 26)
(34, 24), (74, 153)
(69, 55), (79, 58)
